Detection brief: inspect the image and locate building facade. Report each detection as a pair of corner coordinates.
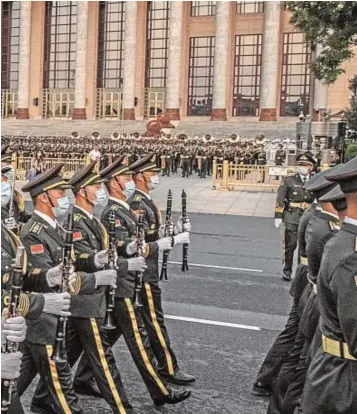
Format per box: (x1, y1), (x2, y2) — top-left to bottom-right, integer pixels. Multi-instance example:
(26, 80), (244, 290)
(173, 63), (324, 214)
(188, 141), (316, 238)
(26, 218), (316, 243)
(1, 1), (356, 122)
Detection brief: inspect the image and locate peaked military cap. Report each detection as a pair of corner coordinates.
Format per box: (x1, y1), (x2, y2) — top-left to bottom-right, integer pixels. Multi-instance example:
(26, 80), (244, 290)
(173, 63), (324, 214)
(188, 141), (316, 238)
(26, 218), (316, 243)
(21, 163), (71, 198)
(319, 184), (345, 202)
(1, 145), (13, 163)
(296, 152), (316, 166)
(325, 156), (357, 193)
(100, 155), (131, 181)
(129, 153), (160, 174)
(303, 168), (337, 199)
(1, 165), (12, 175)
(67, 161), (105, 193)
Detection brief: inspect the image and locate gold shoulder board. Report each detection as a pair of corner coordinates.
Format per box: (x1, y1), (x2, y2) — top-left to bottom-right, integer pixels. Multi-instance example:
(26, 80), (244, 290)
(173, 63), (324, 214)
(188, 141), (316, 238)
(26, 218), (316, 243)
(29, 222), (43, 235)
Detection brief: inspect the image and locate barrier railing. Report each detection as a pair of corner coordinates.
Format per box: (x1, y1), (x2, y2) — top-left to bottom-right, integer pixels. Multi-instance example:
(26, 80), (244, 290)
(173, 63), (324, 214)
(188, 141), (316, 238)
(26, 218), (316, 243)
(212, 160), (297, 190)
(14, 157), (90, 180)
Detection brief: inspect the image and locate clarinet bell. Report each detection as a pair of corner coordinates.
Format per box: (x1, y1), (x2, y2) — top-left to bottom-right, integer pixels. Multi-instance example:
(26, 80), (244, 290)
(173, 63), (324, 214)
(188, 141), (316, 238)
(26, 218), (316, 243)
(50, 343), (67, 363)
(102, 311), (116, 331)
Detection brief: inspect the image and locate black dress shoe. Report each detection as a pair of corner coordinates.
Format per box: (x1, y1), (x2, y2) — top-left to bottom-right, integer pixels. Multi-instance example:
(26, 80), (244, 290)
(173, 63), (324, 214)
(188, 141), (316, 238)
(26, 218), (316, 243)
(74, 380), (103, 398)
(252, 381), (271, 397)
(154, 389), (191, 406)
(159, 370), (196, 385)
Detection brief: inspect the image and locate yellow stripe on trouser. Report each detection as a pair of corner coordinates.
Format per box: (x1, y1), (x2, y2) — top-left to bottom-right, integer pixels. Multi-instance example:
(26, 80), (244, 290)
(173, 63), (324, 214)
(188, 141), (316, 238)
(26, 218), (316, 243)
(45, 345), (72, 414)
(144, 282), (174, 375)
(89, 319), (127, 414)
(124, 298), (168, 396)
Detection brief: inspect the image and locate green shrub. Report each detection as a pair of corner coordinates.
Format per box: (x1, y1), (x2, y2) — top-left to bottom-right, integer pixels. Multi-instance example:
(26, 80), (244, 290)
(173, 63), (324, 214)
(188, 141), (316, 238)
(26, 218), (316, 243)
(345, 144), (357, 161)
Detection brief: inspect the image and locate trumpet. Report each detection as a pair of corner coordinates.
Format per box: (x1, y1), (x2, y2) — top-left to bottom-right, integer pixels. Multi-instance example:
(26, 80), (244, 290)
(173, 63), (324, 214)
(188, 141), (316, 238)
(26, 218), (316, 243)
(1, 246), (25, 412)
(102, 211), (117, 330)
(160, 190), (173, 281)
(133, 210), (145, 309)
(51, 214), (74, 363)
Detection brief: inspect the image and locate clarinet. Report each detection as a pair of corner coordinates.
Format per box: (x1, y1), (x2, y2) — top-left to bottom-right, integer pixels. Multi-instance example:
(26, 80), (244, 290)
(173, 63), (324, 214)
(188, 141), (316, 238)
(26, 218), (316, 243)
(51, 214), (74, 363)
(4, 171), (18, 234)
(160, 189), (173, 281)
(1, 246), (25, 413)
(133, 210), (144, 309)
(102, 211), (117, 330)
(181, 190), (189, 272)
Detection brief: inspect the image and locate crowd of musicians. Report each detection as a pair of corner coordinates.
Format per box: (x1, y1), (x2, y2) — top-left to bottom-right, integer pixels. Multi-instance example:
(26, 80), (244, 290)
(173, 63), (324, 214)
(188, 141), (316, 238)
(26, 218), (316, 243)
(2, 133), (290, 180)
(1, 145), (196, 414)
(252, 152), (357, 414)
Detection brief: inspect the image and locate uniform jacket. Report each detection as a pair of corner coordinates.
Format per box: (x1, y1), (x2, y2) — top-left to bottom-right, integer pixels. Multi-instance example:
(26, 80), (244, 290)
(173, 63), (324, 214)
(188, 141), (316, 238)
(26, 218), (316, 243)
(302, 222), (357, 414)
(275, 174), (314, 224)
(129, 190), (161, 282)
(1, 224), (44, 320)
(20, 213), (96, 344)
(1, 189), (31, 224)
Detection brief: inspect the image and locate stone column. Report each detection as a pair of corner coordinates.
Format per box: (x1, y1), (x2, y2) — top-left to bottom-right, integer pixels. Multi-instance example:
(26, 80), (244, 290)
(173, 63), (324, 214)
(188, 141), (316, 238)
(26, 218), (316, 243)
(211, 1), (231, 121)
(73, 1), (89, 120)
(122, 1), (138, 120)
(166, 1), (183, 120)
(259, 1), (281, 121)
(312, 44), (327, 121)
(16, 1), (32, 119)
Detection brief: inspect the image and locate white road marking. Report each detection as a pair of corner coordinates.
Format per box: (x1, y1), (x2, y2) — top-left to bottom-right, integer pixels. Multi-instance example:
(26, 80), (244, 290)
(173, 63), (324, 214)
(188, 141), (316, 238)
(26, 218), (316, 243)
(167, 261), (263, 273)
(165, 315), (261, 331)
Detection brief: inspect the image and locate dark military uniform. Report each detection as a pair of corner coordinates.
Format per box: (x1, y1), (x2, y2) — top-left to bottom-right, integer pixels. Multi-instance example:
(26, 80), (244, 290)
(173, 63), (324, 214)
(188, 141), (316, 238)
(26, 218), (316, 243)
(180, 155), (190, 178)
(1, 189), (31, 226)
(275, 149), (286, 166)
(275, 174), (314, 278)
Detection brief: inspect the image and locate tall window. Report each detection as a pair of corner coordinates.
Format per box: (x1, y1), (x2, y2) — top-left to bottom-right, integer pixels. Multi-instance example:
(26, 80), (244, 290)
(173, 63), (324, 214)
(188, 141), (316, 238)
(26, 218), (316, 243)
(236, 2), (264, 14)
(280, 32), (311, 117)
(188, 37), (215, 116)
(97, 1), (125, 89)
(191, 1), (216, 17)
(1, 1), (20, 90)
(145, 1), (169, 89)
(43, 1), (77, 89)
(233, 34), (262, 117)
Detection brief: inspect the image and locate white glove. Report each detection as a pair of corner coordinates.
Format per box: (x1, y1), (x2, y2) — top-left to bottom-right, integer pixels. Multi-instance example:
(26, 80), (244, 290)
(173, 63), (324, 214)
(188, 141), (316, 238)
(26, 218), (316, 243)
(127, 257), (147, 273)
(126, 240), (147, 256)
(94, 269), (117, 288)
(43, 292), (71, 317)
(46, 264), (76, 287)
(173, 231), (190, 245)
(1, 352), (23, 380)
(94, 250), (109, 268)
(158, 225), (166, 239)
(175, 218), (192, 233)
(2, 316), (27, 344)
(4, 217), (17, 231)
(274, 219), (282, 228)
(156, 237), (173, 252)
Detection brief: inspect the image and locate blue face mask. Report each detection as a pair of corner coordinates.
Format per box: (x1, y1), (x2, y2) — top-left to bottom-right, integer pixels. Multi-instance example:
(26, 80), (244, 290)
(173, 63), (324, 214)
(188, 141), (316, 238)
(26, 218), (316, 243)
(51, 196), (70, 218)
(93, 186), (108, 207)
(123, 181), (136, 199)
(4, 167), (15, 184)
(1, 182), (11, 207)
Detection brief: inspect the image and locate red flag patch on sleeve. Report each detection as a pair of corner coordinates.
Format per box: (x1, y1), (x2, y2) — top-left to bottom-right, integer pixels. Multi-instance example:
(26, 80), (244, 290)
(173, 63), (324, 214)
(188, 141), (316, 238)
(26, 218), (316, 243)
(73, 231), (82, 241)
(115, 219), (121, 227)
(30, 244), (44, 254)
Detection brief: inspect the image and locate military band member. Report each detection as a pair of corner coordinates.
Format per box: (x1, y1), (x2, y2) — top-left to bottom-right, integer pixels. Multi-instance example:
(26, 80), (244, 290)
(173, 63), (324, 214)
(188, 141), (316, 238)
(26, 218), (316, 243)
(180, 153), (190, 178)
(274, 153), (315, 281)
(128, 154), (195, 386)
(301, 156), (357, 414)
(74, 156), (191, 407)
(275, 144), (286, 166)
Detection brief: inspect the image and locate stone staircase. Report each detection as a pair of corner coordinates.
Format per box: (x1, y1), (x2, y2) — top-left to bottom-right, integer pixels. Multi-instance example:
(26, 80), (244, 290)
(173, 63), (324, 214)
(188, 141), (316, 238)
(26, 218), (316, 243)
(2, 119), (297, 140)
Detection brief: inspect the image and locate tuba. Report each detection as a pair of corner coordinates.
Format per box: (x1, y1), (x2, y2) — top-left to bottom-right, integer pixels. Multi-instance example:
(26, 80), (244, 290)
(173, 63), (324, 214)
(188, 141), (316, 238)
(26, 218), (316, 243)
(111, 132), (119, 140)
(91, 131), (101, 140)
(203, 134), (215, 144)
(229, 134), (240, 144)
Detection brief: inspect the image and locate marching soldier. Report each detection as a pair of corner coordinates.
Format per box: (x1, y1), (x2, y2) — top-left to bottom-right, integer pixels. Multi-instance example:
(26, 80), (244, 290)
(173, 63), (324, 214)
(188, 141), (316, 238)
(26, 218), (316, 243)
(74, 156), (191, 407)
(129, 154), (195, 386)
(180, 152), (190, 178)
(274, 153), (315, 281)
(301, 157), (357, 414)
(275, 144), (286, 166)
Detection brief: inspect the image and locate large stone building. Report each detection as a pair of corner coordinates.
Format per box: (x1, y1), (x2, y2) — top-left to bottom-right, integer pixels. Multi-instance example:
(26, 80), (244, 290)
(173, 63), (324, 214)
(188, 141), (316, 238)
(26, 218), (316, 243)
(1, 1), (356, 126)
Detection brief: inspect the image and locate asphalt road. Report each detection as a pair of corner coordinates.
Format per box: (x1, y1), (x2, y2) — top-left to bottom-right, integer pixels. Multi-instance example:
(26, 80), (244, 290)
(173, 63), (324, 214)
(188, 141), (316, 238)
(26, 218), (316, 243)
(21, 212), (291, 414)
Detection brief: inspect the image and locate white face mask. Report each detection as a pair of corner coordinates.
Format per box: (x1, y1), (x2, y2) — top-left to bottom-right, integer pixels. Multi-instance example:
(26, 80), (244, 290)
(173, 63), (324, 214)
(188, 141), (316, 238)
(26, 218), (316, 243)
(123, 180), (136, 199)
(50, 196), (70, 218)
(297, 166), (309, 176)
(93, 186), (108, 207)
(3, 167), (15, 184)
(149, 174), (160, 190)
(1, 182), (11, 207)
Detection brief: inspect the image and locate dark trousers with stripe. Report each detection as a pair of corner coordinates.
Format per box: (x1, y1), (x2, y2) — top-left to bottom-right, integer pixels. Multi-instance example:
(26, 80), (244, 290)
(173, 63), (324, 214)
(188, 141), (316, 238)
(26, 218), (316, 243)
(282, 223), (299, 277)
(74, 298), (169, 401)
(141, 281), (178, 376)
(31, 318), (129, 414)
(17, 341), (82, 414)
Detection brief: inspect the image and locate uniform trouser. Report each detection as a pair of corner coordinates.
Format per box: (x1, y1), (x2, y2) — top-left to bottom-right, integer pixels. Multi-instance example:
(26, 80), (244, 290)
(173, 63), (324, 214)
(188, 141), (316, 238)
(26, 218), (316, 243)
(17, 341), (83, 414)
(8, 391), (25, 414)
(182, 163), (189, 177)
(282, 223), (299, 277)
(74, 298), (169, 401)
(255, 299), (300, 391)
(141, 281), (178, 376)
(31, 318), (129, 414)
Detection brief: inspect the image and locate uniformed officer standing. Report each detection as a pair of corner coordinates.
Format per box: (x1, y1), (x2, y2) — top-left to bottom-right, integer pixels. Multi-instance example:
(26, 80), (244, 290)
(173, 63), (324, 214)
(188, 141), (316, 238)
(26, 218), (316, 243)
(74, 156), (191, 407)
(129, 154), (195, 386)
(301, 156), (357, 414)
(275, 153), (315, 281)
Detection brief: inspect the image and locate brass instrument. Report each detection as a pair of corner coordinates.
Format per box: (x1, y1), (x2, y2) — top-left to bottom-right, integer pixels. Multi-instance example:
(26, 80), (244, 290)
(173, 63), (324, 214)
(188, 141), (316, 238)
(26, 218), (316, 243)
(1, 246), (25, 412)
(102, 211), (117, 330)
